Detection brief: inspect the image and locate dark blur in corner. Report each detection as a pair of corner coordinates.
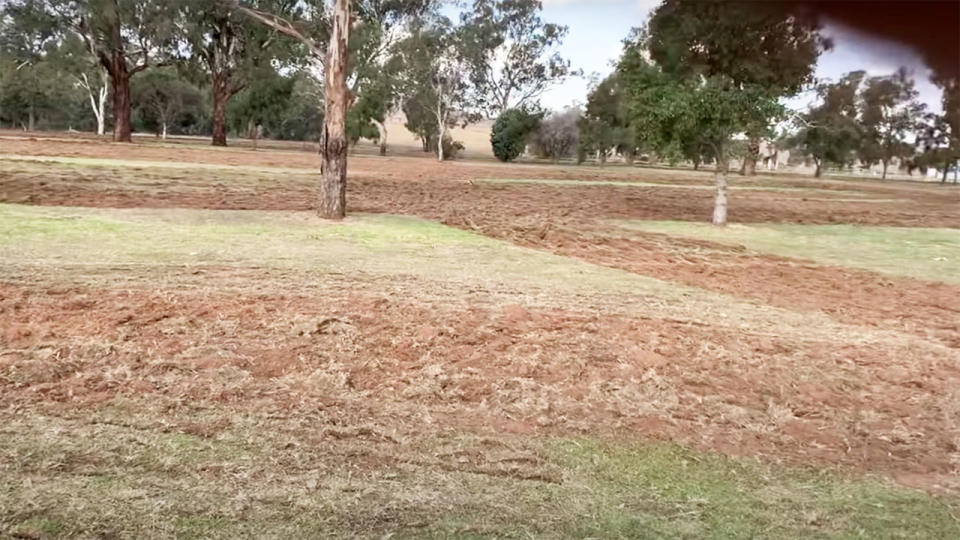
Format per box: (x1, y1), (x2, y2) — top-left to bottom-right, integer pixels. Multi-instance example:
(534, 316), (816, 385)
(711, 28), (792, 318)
(773, 0), (960, 83)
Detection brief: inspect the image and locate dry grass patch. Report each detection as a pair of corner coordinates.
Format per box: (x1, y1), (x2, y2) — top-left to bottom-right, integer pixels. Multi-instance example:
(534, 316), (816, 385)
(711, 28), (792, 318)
(2, 402), (959, 539)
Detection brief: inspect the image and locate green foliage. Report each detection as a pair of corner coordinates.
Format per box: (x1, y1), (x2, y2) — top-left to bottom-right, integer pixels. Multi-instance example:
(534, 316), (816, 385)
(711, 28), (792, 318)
(227, 67), (321, 141)
(346, 1), (434, 149)
(401, 92), (438, 152)
(791, 71), (865, 176)
(490, 108), (541, 162)
(858, 68), (926, 177)
(458, 0), (572, 114)
(0, 1), (89, 130)
(916, 81), (960, 181)
(392, 12), (478, 159)
(637, 0), (827, 174)
(228, 66), (293, 135)
(646, 0), (829, 93)
(346, 75), (392, 145)
(620, 1), (826, 169)
(580, 73), (636, 164)
(132, 69), (202, 136)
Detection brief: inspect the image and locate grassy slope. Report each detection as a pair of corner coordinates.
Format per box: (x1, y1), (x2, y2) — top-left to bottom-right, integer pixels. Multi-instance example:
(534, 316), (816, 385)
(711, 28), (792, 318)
(620, 220), (960, 285)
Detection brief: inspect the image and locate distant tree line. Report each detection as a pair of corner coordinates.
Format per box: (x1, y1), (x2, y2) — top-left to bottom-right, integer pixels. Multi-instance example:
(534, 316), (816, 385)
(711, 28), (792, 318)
(0, 0), (574, 158)
(2, 0), (957, 223)
(487, 0), (958, 226)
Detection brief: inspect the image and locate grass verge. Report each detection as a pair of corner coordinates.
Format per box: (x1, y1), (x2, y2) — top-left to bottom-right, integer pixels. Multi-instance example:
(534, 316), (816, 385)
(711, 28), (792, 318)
(475, 177), (873, 196)
(619, 220), (960, 284)
(2, 405), (957, 539)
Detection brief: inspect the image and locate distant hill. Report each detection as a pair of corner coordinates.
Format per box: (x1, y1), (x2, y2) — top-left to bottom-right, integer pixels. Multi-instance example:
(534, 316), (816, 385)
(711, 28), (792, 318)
(366, 113), (496, 160)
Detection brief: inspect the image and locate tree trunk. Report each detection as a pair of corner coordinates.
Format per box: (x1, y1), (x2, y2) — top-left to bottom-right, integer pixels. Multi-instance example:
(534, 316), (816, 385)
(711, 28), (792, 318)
(881, 159), (889, 180)
(96, 70), (108, 136)
(112, 67), (133, 143)
(161, 121), (168, 140)
(437, 122), (446, 161)
(815, 159), (822, 178)
(210, 20), (234, 147)
(712, 149), (728, 226)
(211, 72), (230, 147)
(27, 104), (35, 132)
(318, 0), (351, 220)
(740, 136), (759, 176)
(943, 162), (949, 183)
(373, 119), (387, 155)
(435, 95), (446, 161)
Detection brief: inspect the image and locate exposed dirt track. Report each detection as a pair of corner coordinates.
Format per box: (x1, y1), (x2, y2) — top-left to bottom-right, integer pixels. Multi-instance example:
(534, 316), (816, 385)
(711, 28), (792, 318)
(2, 281), (958, 492)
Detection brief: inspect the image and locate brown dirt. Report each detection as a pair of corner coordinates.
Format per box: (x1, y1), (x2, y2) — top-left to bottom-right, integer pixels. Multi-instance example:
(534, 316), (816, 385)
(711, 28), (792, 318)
(3, 135), (960, 491)
(2, 282), (958, 492)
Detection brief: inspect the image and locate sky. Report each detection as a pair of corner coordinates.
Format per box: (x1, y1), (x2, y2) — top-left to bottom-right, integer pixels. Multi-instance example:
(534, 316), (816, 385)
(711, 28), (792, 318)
(536, 0), (945, 114)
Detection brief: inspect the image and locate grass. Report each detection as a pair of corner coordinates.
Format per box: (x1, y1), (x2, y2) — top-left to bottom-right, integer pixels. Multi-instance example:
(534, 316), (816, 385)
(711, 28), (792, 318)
(475, 177), (874, 196)
(617, 220), (960, 284)
(0, 153), (318, 176)
(0, 203), (938, 349)
(2, 405), (957, 539)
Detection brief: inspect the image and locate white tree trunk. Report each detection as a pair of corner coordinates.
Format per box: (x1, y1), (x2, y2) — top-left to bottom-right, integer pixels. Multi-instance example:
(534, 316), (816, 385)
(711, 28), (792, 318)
(436, 100), (446, 162)
(80, 66), (109, 136)
(713, 167), (728, 226)
(95, 85), (107, 135)
(373, 118), (388, 155)
(96, 68), (108, 135)
(162, 122), (168, 140)
(437, 123), (445, 161)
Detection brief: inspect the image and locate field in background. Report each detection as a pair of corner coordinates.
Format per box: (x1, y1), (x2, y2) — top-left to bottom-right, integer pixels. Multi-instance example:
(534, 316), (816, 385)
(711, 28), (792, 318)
(1, 133), (959, 537)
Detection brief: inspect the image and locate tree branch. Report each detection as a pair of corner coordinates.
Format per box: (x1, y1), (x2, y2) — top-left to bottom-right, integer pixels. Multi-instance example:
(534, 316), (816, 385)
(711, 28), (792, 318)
(231, 1), (325, 62)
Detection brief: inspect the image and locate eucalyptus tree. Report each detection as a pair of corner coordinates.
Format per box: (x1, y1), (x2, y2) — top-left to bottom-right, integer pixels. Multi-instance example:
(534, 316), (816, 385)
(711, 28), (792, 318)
(791, 71), (865, 177)
(623, 1), (827, 224)
(179, 0), (299, 146)
(643, 0), (828, 177)
(235, 0), (353, 219)
(917, 81), (960, 183)
(458, 0), (572, 116)
(132, 68), (202, 139)
(392, 13), (478, 161)
(39, 0), (183, 142)
(580, 73), (636, 164)
(858, 68), (927, 179)
(347, 0), (434, 154)
(0, 0), (62, 131)
(2, 0), (113, 134)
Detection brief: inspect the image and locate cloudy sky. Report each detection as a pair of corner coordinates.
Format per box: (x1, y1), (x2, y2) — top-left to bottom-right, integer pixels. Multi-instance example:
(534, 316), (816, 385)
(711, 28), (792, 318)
(536, 0), (944, 113)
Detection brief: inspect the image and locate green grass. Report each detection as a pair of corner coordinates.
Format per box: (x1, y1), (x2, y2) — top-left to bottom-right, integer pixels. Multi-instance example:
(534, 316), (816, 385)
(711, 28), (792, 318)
(619, 220), (960, 284)
(2, 408), (957, 539)
(554, 440), (960, 539)
(475, 177), (873, 195)
(0, 203), (944, 350)
(0, 153), (317, 176)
